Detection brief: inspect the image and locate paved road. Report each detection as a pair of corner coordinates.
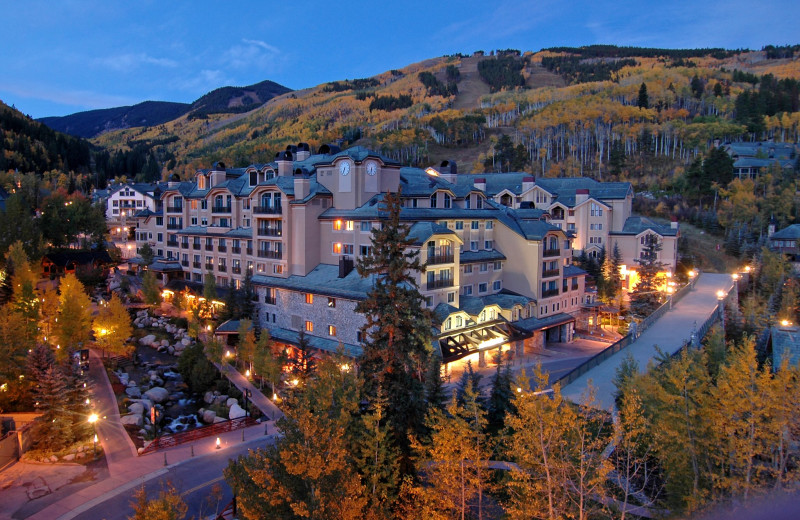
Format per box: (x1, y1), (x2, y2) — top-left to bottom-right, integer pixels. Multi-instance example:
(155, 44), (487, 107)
(72, 433), (277, 520)
(561, 272), (734, 410)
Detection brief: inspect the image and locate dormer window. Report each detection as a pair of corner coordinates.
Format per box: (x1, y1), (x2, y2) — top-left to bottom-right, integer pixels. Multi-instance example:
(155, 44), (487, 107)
(430, 193), (437, 208)
(443, 193), (451, 209)
(249, 171), (257, 186)
(198, 175), (207, 190)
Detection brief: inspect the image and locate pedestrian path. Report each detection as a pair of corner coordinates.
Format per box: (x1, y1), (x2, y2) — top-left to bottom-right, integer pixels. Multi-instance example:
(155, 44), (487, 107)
(216, 362), (285, 421)
(561, 273), (734, 410)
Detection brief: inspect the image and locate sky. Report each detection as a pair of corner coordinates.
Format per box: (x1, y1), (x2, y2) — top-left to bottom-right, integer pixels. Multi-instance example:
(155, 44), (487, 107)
(2, 0), (798, 119)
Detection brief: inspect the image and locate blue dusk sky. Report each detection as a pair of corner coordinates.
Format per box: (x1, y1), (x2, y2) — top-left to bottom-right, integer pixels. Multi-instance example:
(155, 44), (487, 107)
(1, 0), (798, 119)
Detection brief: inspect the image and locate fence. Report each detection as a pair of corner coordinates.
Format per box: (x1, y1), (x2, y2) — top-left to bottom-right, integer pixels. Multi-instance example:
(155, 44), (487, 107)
(139, 416), (257, 455)
(555, 276), (699, 388)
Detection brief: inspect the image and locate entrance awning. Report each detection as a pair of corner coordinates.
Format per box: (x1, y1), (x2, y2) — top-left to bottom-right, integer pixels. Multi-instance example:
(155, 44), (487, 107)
(437, 320), (515, 363)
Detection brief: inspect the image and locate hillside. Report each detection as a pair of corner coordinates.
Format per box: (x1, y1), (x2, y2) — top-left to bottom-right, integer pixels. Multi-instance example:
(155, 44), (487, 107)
(0, 101), (93, 173)
(38, 79), (292, 139)
(86, 46), (799, 185)
(39, 101), (190, 139)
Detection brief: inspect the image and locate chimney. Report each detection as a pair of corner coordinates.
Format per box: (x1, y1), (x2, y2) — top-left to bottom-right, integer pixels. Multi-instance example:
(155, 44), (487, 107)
(522, 176), (535, 192)
(474, 177), (486, 192)
(338, 255), (354, 278)
(438, 160), (458, 183)
(670, 216), (679, 230)
(296, 142), (311, 161)
(210, 162), (226, 187)
(768, 215), (777, 237)
(294, 177), (310, 200)
(575, 188), (589, 204)
(275, 151), (293, 176)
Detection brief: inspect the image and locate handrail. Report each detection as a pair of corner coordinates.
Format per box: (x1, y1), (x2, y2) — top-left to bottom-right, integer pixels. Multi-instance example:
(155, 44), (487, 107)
(139, 416), (257, 455)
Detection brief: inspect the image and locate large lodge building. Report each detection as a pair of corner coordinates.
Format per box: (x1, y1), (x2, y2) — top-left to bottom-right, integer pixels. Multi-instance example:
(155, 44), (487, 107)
(125, 143), (678, 368)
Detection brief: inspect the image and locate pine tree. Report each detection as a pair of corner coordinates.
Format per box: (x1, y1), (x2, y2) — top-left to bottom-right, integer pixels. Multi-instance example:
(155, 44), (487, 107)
(602, 243), (623, 305)
(142, 270), (161, 307)
(237, 319), (256, 373)
(455, 360), (482, 406)
(31, 365), (71, 450)
(487, 356), (514, 430)
(139, 243), (155, 266)
(240, 271), (257, 320)
(355, 190), (432, 472)
(637, 82), (649, 109)
(612, 352), (639, 406)
(423, 353), (447, 412)
(357, 387), (400, 518)
(291, 330), (315, 380)
(630, 235), (664, 318)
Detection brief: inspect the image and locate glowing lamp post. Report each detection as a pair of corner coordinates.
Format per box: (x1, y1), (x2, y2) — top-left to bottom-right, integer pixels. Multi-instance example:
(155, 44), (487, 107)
(88, 413), (99, 459)
(215, 437), (221, 450)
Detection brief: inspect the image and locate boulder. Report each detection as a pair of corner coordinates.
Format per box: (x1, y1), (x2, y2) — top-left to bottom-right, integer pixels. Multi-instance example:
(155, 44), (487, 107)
(49, 455), (58, 462)
(213, 395), (228, 406)
(125, 386), (141, 398)
(161, 339), (169, 347)
(229, 403), (246, 419)
(203, 391), (215, 404)
(139, 334), (156, 346)
(128, 402), (145, 415)
(121, 414), (143, 427)
(63, 453), (76, 461)
(202, 409), (217, 424)
(213, 416), (227, 423)
(226, 398), (239, 408)
(168, 346), (175, 355)
(181, 337), (192, 346)
(144, 387), (170, 403)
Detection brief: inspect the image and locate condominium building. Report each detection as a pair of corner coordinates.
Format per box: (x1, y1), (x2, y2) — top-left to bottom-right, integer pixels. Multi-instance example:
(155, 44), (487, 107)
(131, 144), (634, 368)
(93, 182), (161, 258)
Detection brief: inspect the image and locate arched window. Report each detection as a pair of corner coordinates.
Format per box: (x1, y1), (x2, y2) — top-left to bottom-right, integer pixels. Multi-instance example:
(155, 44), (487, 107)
(443, 193), (451, 209)
(215, 195), (224, 207)
(430, 193), (438, 208)
(261, 193), (271, 208)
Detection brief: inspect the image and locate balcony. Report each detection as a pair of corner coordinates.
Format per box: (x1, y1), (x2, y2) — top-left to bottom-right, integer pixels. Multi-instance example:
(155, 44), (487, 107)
(232, 266), (241, 274)
(205, 245), (213, 251)
(264, 296), (277, 305)
(541, 268), (560, 278)
(542, 248), (561, 258)
(180, 242), (189, 249)
(218, 265), (227, 272)
(246, 248), (253, 255)
(205, 263), (214, 271)
(192, 262), (201, 269)
(211, 205), (232, 214)
(181, 260), (189, 267)
(427, 254), (454, 265)
(166, 223), (182, 230)
(542, 288), (559, 298)
(193, 244), (201, 250)
(166, 205), (183, 213)
(218, 246), (227, 253)
(253, 205), (282, 215)
(166, 240), (179, 248)
(257, 250), (283, 259)
(231, 247), (242, 254)
(571, 282), (579, 291)
(426, 278), (455, 291)
(257, 227), (283, 237)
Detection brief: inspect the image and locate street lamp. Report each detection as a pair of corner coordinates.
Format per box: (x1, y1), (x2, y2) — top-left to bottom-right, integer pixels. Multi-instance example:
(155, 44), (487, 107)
(215, 437), (221, 450)
(88, 414), (99, 459)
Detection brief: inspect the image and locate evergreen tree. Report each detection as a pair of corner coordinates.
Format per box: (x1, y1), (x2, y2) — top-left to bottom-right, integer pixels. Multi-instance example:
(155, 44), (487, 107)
(357, 387), (400, 517)
(355, 190), (432, 473)
(637, 82), (649, 109)
(240, 271), (257, 319)
(139, 243), (155, 266)
(142, 270), (161, 308)
(630, 235), (665, 318)
(31, 365), (72, 450)
(455, 360), (482, 406)
(602, 243), (623, 305)
(237, 319), (256, 373)
(487, 355), (514, 431)
(691, 75), (705, 98)
(612, 352), (639, 406)
(423, 354), (447, 412)
(291, 330), (315, 381)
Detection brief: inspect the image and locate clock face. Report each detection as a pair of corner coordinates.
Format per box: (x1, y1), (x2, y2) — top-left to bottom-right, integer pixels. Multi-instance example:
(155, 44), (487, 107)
(339, 161), (351, 176)
(366, 162), (378, 176)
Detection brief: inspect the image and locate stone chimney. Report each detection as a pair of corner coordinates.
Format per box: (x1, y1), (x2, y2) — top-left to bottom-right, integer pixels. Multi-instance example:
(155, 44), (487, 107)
(575, 188), (589, 204)
(438, 160), (458, 183)
(294, 177), (310, 200)
(474, 177), (486, 192)
(275, 151), (293, 177)
(210, 162), (226, 187)
(296, 142), (311, 161)
(522, 176), (535, 192)
(338, 255), (355, 278)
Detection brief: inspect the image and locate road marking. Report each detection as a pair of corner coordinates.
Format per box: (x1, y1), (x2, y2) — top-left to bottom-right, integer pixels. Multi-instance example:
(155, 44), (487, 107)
(181, 475), (224, 496)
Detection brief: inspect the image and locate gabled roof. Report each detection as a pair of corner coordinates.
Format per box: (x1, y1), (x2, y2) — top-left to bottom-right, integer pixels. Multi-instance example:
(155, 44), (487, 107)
(459, 249), (506, 264)
(610, 216), (678, 237)
(563, 264), (588, 277)
(513, 312), (575, 333)
(313, 145), (401, 167)
(433, 303), (461, 324)
(267, 327), (363, 357)
(459, 292), (531, 316)
(407, 222), (458, 246)
(495, 204), (563, 241)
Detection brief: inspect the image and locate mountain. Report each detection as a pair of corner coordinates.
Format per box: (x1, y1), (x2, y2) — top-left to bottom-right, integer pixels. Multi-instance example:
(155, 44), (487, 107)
(38, 79), (292, 138)
(0, 101), (93, 174)
(39, 101), (190, 139)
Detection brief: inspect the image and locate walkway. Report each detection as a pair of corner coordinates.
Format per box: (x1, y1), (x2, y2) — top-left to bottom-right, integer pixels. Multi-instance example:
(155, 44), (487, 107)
(561, 273), (734, 410)
(216, 362), (285, 421)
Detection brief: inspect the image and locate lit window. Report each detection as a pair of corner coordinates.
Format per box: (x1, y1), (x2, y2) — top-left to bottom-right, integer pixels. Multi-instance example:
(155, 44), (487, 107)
(333, 220), (343, 231)
(345, 220), (354, 231)
(328, 297), (336, 308)
(328, 325), (336, 336)
(333, 243), (343, 254)
(305, 321), (313, 332)
(305, 293), (313, 304)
